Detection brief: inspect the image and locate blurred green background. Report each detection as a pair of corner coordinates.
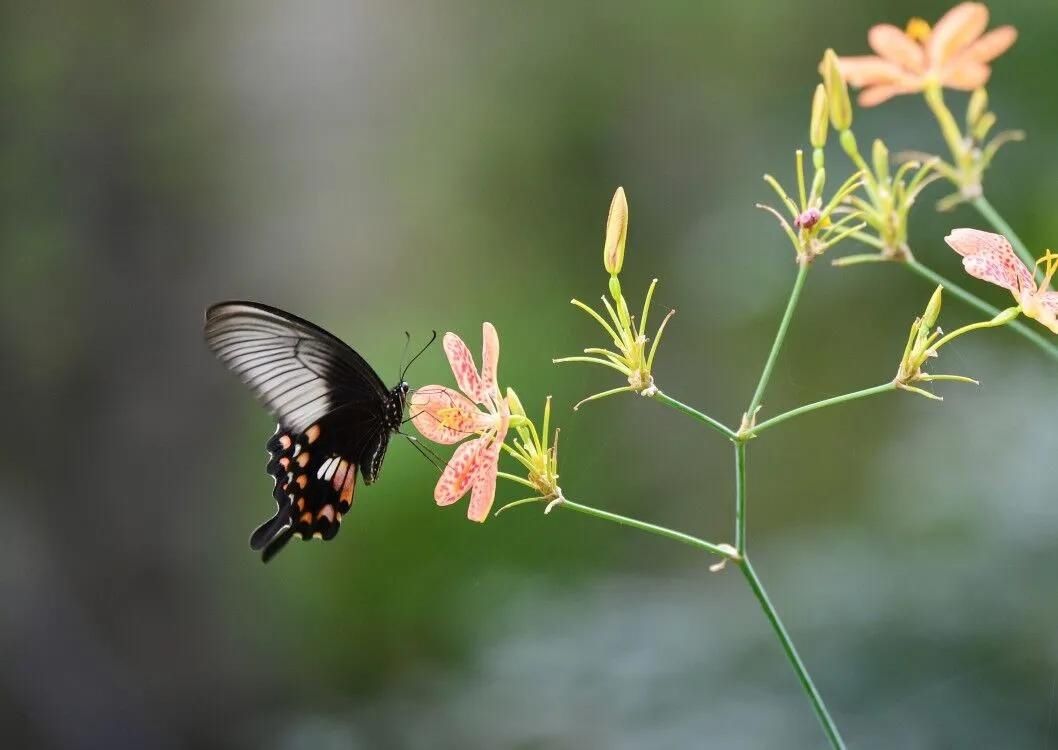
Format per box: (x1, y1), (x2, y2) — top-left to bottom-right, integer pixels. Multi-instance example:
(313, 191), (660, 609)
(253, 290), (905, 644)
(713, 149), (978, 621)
(3, 1), (1057, 748)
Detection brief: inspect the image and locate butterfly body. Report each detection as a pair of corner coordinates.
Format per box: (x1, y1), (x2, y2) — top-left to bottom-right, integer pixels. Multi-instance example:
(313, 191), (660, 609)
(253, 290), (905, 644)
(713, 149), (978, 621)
(204, 301), (409, 561)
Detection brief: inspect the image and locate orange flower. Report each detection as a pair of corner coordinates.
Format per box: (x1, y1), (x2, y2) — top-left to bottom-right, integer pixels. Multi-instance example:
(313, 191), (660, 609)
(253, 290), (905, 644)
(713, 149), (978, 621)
(836, 3), (1016, 106)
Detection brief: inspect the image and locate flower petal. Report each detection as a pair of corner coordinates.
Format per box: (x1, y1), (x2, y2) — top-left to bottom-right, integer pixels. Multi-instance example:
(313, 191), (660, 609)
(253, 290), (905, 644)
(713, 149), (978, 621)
(858, 82), (921, 107)
(868, 24), (926, 73)
(410, 385), (488, 444)
(480, 322), (500, 399)
(1033, 292), (1058, 334)
(962, 25), (1017, 63)
(434, 437), (488, 506)
(928, 2), (989, 66)
(443, 331), (486, 403)
(944, 228), (1035, 294)
(940, 59), (991, 90)
(835, 55), (911, 88)
(467, 414), (509, 522)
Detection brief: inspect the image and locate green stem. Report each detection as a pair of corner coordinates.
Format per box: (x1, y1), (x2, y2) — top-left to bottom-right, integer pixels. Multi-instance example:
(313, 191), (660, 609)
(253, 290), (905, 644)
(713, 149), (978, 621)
(747, 261), (810, 419)
(905, 258), (1058, 362)
(652, 390), (737, 440)
(739, 558), (847, 750)
(751, 383), (896, 436)
(734, 442), (747, 554)
(551, 497), (736, 559)
(971, 195), (1038, 272)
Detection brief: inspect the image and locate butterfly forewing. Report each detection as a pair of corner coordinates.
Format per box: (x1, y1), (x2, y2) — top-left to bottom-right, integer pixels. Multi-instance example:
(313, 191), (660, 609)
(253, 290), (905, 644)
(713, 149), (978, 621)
(204, 301), (407, 561)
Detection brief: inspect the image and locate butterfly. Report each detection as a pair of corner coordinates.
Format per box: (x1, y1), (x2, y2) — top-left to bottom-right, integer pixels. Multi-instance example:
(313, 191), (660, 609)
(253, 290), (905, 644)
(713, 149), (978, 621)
(204, 301), (423, 562)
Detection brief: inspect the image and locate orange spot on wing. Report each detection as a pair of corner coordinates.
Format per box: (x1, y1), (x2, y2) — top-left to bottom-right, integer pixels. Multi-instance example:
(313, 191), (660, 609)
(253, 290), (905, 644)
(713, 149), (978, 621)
(306, 424), (321, 443)
(296, 452), (310, 467)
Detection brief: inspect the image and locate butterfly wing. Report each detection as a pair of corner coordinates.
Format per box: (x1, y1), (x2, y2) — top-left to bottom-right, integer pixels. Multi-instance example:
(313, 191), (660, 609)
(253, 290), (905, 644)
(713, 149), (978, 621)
(204, 301), (389, 432)
(204, 301), (395, 561)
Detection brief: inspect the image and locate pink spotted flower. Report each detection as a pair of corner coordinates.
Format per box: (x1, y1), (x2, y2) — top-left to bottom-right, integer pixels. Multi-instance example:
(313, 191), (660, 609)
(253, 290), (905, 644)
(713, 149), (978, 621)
(945, 228), (1058, 334)
(410, 323), (510, 521)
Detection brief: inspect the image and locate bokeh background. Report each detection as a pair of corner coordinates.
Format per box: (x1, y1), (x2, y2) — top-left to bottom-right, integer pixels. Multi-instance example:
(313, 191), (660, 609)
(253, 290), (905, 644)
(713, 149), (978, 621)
(4, 1), (1057, 748)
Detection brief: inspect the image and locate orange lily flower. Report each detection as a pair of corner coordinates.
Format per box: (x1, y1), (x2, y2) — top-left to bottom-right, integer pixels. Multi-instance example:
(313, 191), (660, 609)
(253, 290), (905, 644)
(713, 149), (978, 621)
(836, 3), (1016, 106)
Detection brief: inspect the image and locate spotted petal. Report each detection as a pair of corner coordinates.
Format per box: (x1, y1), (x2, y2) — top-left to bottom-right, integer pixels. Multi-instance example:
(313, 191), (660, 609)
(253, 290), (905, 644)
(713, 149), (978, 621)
(467, 414), (509, 522)
(435, 436), (489, 507)
(1032, 291), (1058, 334)
(410, 385), (488, 444)
(944, 228), (1035, 295)
(480, 322), (500, 400)
(443, 332), (487, 403)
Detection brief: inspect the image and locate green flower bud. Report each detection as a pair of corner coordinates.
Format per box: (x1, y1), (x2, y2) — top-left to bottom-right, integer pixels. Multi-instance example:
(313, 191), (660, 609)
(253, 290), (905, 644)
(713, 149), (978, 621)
(923, 286), (943, 328)
(603, 187), (628, 275)
(872, 139), (890, 184)
(810, 84), (828, 149)
(967, 88), (988, 128)
(822, 49), (852, 131)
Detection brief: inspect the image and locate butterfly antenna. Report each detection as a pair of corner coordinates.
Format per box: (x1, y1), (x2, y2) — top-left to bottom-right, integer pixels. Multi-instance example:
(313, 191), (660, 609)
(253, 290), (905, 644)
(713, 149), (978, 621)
(399, 433), (447, 475)
(401, 330), (438, 381)
(397, 331), (411, 382)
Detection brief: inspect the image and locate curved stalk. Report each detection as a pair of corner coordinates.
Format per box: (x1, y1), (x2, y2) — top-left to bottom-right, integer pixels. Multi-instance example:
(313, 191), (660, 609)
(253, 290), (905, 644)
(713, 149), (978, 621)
(750, 383), (896, 436)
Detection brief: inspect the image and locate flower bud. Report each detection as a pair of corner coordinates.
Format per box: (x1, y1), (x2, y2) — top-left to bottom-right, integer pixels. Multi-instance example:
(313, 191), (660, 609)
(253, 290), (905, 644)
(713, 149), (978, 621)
(872, 139), (890, 183)
(603, 187), (628, 275)
(505, 387), (526, 418)
(923, 286), (943, 328)
(822, 49), (852, 131)
(810, 84), (828, 149)
(967, 88), (988, 128)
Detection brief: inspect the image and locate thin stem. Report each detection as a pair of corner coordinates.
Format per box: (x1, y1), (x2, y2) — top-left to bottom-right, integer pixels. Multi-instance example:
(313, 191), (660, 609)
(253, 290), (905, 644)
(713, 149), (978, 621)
(904, 258), (1058, 362)
(971, 195), (1038, 272)
(739, 558), (846, 749)
(930, 306), (1019, 351)
(747, 261), (810, 419)
(734, 442), (747, 554)
(751, 383), (896, 436)
(651, 390), (737, 440)
(550, 497), (737, 559)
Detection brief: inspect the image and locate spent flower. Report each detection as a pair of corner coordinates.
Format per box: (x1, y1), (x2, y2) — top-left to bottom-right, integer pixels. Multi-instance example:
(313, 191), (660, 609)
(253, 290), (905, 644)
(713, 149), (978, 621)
(892, 286), (982, 399)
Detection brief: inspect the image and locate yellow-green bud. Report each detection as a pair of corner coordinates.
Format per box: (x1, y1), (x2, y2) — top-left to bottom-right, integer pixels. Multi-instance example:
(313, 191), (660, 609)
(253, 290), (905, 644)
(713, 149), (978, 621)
(972, 111), (996, 142)
(967, 88), (988, 128)
(872, 139), (890, 183)
(822, 49), (852, 131)
(505, 387), (526, 418)
(839, 128), (859, 162)
(810, 84), (828, 149)
(603, 186), (628, 275)
(923, 286), (943, 328)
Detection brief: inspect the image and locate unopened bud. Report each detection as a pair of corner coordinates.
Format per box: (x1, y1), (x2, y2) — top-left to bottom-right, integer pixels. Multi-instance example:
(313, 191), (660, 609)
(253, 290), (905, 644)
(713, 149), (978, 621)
(505, 387), (526, 418)
(822, 49), (852, 131)
(967, 88), (988, 127)
(923, 286), (943, 328)
(603, 187), (628, 275)
(810, 84), (828, 149)
(872, 139), (890, 183)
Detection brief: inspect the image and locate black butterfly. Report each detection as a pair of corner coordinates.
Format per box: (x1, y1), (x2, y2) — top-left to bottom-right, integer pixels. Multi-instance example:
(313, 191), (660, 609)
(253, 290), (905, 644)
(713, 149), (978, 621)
(204, 301), (415, 562)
